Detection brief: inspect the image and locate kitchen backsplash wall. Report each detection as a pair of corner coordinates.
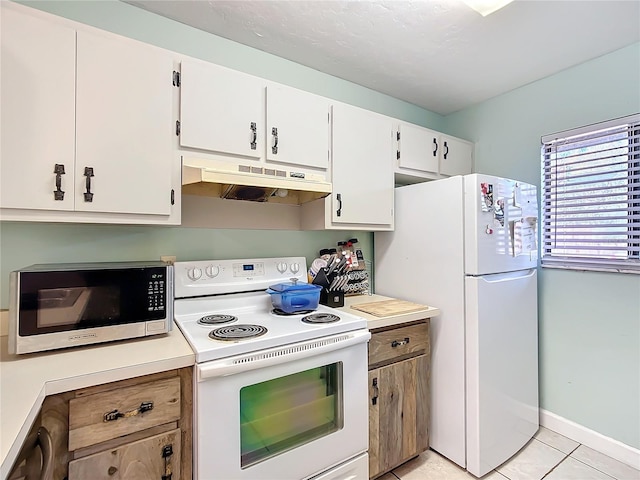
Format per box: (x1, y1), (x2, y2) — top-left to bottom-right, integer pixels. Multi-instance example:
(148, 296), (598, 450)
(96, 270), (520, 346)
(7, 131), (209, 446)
(0, 222), (373, 309)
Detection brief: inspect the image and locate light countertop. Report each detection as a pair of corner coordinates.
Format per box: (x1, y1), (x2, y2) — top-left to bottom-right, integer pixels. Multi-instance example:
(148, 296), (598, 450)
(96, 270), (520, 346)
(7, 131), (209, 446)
(0, 324), (195, 479)
(338, 294), (440, 330)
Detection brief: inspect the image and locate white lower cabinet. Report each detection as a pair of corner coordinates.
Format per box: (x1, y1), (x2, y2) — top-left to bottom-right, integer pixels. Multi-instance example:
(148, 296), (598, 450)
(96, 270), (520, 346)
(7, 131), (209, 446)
(0, 3), (179, 224)
(302, 102), (394, 231)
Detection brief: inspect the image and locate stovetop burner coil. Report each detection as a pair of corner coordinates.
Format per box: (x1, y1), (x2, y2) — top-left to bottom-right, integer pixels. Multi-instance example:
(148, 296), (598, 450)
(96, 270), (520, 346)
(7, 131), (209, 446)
(271, 308), (315, 316)
(209, 324), (268, 341)
(198, 314), (238, 325)
(301, 313), (341, 324)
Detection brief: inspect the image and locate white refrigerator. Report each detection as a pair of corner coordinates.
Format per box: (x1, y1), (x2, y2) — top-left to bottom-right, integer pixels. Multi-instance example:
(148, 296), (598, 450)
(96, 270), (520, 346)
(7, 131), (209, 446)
(375, 173), (539, 477)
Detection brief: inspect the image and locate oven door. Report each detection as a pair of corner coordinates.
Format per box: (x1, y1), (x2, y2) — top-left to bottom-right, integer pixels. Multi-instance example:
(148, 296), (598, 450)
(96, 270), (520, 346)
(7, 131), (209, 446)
(195, 329), (371, 480)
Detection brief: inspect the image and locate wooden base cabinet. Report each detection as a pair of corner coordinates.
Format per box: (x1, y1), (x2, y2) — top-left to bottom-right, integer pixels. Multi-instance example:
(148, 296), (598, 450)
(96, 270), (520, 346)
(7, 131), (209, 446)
(39, 368), (192, 480)
(368, 321), (430, 479)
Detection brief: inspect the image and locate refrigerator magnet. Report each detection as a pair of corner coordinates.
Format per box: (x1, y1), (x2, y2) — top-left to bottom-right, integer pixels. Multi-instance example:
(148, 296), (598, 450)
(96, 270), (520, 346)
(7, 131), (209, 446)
(493, 198), (505, 226)
(481, 183), (493, 212)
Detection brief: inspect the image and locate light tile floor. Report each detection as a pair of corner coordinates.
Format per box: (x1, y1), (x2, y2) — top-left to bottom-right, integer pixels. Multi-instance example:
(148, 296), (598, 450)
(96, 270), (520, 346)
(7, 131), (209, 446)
(378, 427), (640, 480)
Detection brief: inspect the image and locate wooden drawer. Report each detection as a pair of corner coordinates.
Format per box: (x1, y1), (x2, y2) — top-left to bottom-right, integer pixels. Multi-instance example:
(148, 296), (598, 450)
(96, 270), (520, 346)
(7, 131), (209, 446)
(68, 377), (181, 451)
(68, 428), (181, 480)
(368, 322), (429, 367)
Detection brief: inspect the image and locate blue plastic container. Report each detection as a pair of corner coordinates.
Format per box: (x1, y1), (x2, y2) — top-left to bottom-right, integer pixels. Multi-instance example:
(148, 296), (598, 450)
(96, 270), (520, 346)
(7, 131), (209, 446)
(266, 280), (322, 313)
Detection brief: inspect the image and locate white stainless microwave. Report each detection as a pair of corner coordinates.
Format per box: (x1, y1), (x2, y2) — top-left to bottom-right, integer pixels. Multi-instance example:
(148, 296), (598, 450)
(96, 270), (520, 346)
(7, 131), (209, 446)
(8, 261), (173, 355)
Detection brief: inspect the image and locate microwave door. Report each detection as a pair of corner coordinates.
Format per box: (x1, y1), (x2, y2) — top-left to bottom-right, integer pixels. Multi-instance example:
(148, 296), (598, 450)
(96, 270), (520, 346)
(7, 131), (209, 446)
(37, 287), (90, 328)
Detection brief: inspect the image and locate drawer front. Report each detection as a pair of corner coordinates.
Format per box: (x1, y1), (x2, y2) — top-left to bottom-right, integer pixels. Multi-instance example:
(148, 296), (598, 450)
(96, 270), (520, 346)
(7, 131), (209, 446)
(68, 428), (181, 480)
(369, 322), (428, 367)
(68, 377), (181, 451)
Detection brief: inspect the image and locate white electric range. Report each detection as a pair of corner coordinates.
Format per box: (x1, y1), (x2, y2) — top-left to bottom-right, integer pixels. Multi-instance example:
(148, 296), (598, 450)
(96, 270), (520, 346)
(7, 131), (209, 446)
(173, 256), (371, 480)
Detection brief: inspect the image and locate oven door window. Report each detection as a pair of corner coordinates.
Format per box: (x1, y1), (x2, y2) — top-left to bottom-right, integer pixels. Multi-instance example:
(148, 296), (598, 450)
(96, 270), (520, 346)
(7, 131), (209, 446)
(240, 362), (344, 468)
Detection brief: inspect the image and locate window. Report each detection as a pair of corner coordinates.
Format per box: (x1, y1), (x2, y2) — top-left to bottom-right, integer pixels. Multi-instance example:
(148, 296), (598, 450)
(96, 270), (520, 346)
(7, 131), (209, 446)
(541, 114), (640, 273)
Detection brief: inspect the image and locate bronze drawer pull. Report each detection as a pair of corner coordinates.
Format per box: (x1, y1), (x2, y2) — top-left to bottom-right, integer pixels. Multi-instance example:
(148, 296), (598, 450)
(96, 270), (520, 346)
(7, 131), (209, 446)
(103, 401), (154, 422)
(391, 337), (410, 348)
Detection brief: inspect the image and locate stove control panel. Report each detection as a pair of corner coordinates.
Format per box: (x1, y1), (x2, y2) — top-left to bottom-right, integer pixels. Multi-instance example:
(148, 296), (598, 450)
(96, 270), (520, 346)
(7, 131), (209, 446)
(233, 262), (265, 277)
(174, 257), (308, 298)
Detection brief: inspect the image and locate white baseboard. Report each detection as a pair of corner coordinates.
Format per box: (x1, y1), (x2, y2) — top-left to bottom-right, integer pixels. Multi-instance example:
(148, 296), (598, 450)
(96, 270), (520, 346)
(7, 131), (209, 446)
(540, 409), (640, 470)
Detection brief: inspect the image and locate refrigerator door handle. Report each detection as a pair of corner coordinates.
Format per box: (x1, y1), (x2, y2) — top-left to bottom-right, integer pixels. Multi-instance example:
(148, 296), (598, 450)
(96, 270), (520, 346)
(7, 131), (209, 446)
(475, 269), (536, 283)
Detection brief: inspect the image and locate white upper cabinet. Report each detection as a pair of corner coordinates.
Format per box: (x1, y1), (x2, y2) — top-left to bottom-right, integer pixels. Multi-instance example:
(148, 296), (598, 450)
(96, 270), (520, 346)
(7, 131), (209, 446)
(265, 84), (329, 171)
(396, 122), (440, 176)
(179, 60), (264, 160)
(0, 3), (178, 224)
(75, 29), (174, 216)
(395, 121), (474, 183)
(321, 103), (394, 229)
(1, 6), (76, 211)
(179, 62), (330, 175)
(438, 134), (474, 177)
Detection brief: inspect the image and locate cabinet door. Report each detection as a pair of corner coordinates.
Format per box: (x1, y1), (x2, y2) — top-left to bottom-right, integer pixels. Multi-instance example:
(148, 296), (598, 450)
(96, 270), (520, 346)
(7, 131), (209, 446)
(439, 134), (473, 176)
(265, 84), (329, 171)
(180, 60), (263, 160)
(369, 355), (429, 478)
(397, 123), (439, 175)
(68, 428), (181, 480)
(0, 5), (76, 211)
(75, 30), (174, 215)
(331, 104), (394, 226)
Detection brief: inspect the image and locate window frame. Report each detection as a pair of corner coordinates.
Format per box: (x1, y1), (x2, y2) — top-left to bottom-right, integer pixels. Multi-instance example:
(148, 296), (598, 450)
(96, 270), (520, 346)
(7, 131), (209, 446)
(540, 113), (640, 274)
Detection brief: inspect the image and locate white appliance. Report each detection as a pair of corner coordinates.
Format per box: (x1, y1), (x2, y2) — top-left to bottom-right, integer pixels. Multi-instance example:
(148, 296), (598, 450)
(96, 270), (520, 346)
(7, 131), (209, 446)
(173, 257), (371, 480)
(375, 173), (539, 478)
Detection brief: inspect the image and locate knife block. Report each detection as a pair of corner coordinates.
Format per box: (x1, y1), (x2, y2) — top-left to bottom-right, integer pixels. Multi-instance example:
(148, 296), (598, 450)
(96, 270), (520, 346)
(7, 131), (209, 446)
(320, 289), (344, 308)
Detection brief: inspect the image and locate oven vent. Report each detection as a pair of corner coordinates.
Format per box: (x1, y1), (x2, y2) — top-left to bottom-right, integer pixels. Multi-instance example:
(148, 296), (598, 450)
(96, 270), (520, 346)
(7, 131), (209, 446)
(233, 334), (352, 364)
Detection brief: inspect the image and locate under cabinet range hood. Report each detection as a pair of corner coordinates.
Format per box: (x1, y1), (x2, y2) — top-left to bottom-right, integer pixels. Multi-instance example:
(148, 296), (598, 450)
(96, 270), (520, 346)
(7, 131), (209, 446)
(181, 157), (332, 204)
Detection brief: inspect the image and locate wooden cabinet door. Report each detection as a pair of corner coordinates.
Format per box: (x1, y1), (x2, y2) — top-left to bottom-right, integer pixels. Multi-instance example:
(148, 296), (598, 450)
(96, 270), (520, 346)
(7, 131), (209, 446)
(265, 84), (329, 171)
(331, 103), (394, 227)
(439, 134), (474, 176)
(397, 123), (439, 175)
(68, 428), (181, 480)
(179, 60), (264, 160)
(75, 30), (174, 216)
(0, 5), (76, 211)
(369, 355), (430, 478)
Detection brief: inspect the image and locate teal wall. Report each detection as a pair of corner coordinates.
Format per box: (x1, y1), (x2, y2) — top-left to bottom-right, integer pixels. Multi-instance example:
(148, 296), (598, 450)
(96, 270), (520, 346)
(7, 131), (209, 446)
(444, 43), (640, 449)
(1, 0), (444, 307)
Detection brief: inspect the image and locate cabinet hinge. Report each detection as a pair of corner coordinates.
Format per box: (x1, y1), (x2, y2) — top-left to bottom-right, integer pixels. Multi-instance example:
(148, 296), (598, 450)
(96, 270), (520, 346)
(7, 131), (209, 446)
(172, 71), (180, 87)
(397, 131), (400, 141)
(175, 120), (180, 136)
(170, 189), (175, 206)
(396, 150), (400, 160)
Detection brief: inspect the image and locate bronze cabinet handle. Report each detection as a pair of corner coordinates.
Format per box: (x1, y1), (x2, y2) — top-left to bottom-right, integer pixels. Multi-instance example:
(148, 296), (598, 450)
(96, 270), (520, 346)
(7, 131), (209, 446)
(391, 337), (410, 348)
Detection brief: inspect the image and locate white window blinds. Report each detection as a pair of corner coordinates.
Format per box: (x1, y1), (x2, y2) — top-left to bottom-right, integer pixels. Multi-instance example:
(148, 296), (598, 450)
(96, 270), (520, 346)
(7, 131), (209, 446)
(541, 114), (640, 273)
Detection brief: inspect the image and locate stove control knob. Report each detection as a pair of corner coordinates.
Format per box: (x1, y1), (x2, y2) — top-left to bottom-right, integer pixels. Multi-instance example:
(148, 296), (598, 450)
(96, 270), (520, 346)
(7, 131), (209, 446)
(187, 267), (202, 281)
(290, 262), (300, 274)
(276, 262), (288, 273)
(205, 265), (220, 278)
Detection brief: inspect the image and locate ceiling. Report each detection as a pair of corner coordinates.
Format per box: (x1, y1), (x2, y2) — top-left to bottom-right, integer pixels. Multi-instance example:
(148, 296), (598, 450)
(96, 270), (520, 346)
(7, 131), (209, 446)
(125, 0), (640, 115)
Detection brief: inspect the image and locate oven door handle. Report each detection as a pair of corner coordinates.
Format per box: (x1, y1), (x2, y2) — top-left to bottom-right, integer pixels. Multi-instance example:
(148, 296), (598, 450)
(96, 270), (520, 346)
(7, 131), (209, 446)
(197, 329), (371, 381)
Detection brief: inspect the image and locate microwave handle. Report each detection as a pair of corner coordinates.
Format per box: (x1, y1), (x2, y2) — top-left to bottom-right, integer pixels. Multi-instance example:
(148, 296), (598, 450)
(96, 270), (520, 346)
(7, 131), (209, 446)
(197, 329), (371, 381)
